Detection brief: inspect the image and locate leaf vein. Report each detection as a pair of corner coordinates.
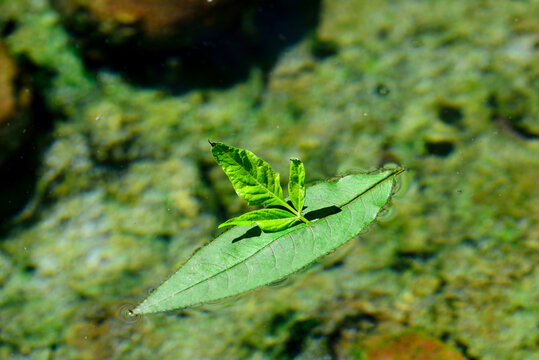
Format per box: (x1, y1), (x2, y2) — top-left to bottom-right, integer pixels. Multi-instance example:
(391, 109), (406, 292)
(307, 225), (316, 254)
(323, 217), (333, 240)
(289, 234), (297, 266)
(269, 243), (278, 269)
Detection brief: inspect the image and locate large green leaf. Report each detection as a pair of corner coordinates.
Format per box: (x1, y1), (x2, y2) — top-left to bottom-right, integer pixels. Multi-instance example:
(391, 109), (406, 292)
(132, 169), (402, 314)
(210, 142), (285, 207)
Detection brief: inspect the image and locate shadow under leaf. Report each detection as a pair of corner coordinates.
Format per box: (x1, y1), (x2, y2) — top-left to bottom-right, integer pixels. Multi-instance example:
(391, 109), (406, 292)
(232, 226), (262, 243)
(230, 205), (341, 243)
(304, 206), (341, 221)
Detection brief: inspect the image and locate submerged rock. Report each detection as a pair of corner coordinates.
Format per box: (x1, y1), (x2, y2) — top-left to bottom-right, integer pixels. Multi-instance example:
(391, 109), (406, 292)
(50, 0), (319, 89)
(0, 41), (31, 167)
(358, 332), (465, 360)
(0, 43), (16, 125)
(52, 0), (259, 47)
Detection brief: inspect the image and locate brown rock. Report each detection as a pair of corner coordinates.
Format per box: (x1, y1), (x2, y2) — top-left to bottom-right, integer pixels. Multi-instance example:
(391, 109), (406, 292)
(52, 0), (318, 88)
(360, 332), (466, 360)
(0, 42), (16, 126)
(0, 41), (32, 167)
(52, 0), (256, 45)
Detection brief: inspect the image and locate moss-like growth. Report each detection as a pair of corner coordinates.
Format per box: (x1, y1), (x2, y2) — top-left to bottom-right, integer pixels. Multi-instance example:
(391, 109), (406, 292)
(0, 0), (537, 358)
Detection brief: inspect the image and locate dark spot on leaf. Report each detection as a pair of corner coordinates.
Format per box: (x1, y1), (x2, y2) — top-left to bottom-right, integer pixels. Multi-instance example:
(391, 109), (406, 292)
(438, 105), (463, 125)
(425, 140), (454, 157)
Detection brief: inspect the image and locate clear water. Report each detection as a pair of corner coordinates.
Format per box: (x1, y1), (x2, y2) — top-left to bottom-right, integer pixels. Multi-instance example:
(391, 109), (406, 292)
(0, 0), (537, 359)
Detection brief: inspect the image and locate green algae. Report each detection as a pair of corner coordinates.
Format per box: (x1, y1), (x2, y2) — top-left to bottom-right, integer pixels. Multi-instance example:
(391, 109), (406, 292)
(0, 0), (538, 358)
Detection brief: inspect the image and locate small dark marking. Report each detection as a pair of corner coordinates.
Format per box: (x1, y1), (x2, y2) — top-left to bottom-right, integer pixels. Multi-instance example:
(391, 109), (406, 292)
(375, 84), (391, 96)
(425, 140), (455, 157)
(438, 104), (463, 125)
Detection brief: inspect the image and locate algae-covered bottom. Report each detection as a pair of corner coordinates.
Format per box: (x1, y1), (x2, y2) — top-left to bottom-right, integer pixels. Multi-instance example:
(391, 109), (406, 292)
(0, 0), (537, 359)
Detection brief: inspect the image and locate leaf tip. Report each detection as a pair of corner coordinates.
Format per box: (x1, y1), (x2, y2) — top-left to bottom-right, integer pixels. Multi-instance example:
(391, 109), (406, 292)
(129, 305), (144, 316)
(391, 167), (406, 177)
(208, 139), (217, 147)
(130, 299), (158, 316)
(129, 308), (139, 316)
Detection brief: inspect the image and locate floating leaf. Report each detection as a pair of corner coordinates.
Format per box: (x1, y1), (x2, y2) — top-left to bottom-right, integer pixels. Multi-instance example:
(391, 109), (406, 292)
(132, 169), (403, 314)
(288, 158), (306, 213)
(212, 142), (310, 230)
(218, 208), (299, 232)
(210, 142), (285, 207)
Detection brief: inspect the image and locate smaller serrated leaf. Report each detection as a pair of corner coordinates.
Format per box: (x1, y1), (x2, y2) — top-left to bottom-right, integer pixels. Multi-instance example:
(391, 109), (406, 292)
(210, 142), (286, 207)
(219, 208), (298, 232)
(288, 158), (306, 213)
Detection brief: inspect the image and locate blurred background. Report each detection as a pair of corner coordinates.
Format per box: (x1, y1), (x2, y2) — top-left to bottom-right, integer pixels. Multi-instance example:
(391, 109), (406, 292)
(0, 0), (537, 359)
